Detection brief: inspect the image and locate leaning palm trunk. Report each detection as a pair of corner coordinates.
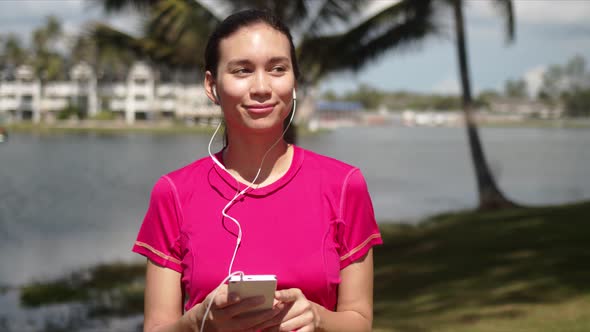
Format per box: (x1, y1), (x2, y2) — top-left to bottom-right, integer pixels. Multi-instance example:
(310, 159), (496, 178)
(453, 0), (516, 209)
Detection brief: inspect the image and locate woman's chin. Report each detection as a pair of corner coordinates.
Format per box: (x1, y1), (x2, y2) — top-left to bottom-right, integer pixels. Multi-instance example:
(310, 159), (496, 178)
(240, 119), (285, 134)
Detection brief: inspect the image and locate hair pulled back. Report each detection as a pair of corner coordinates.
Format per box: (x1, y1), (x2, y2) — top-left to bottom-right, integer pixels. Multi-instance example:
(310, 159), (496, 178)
(204, 9), (300, 81)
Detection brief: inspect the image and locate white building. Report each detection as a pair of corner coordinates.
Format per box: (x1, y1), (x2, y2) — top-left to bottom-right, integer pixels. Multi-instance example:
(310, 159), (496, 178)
(0, 62), (219, 124)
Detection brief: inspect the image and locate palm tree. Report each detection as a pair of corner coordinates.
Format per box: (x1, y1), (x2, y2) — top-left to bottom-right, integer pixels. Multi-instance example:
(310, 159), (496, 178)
(31, 15), (65, 81)
(302, 0), (518, 209)
(450, 0), (517, 209)
(0, 35), (27, 77)
(72, 26), (138, 82)
(28, 16), (67, 122)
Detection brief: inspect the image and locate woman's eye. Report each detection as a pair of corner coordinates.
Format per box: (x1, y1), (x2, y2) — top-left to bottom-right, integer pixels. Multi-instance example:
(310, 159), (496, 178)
(232, 68), (250, 74)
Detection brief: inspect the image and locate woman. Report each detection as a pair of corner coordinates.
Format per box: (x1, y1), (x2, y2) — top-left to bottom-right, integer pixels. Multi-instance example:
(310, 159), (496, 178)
(133, 9), (382, 332)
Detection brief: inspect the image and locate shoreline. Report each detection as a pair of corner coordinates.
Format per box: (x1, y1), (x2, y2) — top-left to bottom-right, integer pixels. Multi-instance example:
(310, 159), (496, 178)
(4, 121), (330, 136)
(4, 117), (590, 135)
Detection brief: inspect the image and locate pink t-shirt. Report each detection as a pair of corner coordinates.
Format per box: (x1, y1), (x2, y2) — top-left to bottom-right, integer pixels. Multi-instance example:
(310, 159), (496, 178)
(133, 145), (382, 312)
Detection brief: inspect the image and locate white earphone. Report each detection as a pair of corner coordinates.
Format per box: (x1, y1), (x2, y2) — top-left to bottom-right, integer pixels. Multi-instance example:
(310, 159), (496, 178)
(212, 85), (219, 104)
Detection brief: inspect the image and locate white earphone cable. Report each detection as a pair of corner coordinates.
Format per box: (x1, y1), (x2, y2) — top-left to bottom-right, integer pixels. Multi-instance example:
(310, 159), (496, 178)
(199, 93), (297, 332)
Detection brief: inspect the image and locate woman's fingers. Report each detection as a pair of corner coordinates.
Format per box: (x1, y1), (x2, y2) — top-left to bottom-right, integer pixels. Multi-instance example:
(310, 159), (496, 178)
(274, 288), (301, 303)
(272, 288), (319, 332)
(231, 305), (284, 330)
(208, 285), (233, 309)
(215, 296), (265, 319)
(278, 309), (314, 332)
(251, 302), (289, 331)
(208, 296), (282, 331)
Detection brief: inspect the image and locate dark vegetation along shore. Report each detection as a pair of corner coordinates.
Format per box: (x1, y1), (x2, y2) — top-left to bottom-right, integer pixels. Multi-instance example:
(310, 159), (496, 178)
(15, 200), (590, 332)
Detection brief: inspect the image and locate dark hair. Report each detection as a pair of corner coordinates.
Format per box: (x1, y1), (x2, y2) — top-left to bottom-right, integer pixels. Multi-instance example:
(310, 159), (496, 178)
(204, 9), (300, 81)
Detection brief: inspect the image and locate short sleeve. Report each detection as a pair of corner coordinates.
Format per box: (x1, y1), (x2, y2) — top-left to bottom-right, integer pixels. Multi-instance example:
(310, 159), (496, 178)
(132, 176), (183, 273)
(337, 169), (383, 269)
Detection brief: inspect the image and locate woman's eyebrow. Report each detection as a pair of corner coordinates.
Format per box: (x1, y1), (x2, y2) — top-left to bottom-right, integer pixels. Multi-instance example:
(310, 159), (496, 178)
(268, 56), (290, 64)
(226, 56), (290, 67)
(227, 59), (251, 67)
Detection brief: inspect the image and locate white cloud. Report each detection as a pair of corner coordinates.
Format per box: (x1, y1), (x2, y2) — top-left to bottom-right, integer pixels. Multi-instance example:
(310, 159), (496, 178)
(515, 0), (590, 25)
(468, 0), (590, 25)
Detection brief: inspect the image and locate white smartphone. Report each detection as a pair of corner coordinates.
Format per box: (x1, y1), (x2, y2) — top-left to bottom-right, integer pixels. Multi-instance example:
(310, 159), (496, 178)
(228, 274), (277, 313)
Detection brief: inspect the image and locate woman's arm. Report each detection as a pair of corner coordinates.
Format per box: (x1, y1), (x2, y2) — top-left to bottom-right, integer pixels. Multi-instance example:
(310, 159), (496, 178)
(272, 249), (374, 332)
(318, 249), (374, 331)
(143, 260), (193, 332)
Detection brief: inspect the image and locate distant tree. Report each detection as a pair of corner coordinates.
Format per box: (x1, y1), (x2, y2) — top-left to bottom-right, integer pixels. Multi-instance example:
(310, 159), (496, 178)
(563, 55), (587, 89)
(538, 55), (590, 116)
(342, 83), (385, 110)
(0, 35), (27, 75)
(70, 34), (96, 65)
(476, 89), (501, 108)
(563, 88), (590, 117)
(538, 65), (565, 103)
(71, 28), (136, 81)
(30, 15), (65, 81)
(321, 89), (339, 101)
(504, 79), (528, 98)
(431, 94), (461, 110)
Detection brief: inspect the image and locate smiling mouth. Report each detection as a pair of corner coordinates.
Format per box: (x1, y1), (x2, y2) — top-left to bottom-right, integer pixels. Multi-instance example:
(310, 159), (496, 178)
(244, 104), (276, 114)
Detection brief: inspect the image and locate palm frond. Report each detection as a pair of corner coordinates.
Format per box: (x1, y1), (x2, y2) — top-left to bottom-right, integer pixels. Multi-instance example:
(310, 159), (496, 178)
(94, 0), (159, 13)
(143, 0), (220, 67)
(304, 0), (367, 36)
(146, 0), (219, 43)
(223, 0), (311, 26)
(299, 0), (438, 82)
(91, 23), (146, 56)
(490, 0), (515, 43)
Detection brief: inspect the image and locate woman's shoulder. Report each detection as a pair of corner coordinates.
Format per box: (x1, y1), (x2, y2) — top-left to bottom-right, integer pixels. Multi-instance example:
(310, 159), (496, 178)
(297, 146), (359, 175)
(158, 155), (215, 186)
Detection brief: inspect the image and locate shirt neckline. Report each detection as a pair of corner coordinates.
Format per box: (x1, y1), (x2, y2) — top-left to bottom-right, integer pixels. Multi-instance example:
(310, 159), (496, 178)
(212, 145), (304, 197)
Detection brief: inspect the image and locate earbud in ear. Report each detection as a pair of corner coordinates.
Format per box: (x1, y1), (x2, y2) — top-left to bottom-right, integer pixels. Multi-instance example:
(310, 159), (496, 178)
(292, 89), (297, 100)
(212, 85), (219, 104)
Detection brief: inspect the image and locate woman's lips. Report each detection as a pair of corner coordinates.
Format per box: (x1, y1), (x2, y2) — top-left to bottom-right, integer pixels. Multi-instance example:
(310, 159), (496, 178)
(244, 103), (276, 114)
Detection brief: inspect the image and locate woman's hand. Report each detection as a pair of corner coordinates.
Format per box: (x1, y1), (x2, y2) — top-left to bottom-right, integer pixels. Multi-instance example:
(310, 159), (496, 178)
(187, 284), (285, 332)
(264, 288), (320, 332)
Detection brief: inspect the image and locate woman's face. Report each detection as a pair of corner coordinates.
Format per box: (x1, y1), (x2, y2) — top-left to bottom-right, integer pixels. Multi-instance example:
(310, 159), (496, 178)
(206, 23), (296, 136)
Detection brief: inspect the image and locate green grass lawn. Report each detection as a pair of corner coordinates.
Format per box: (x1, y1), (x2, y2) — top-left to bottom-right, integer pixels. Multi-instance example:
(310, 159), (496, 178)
(20, 201), (590, 331)
(373, 201), (590, 332)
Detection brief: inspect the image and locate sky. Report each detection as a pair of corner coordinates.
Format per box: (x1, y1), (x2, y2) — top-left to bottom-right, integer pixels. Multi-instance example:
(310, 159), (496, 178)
(0, 0), (589, 96)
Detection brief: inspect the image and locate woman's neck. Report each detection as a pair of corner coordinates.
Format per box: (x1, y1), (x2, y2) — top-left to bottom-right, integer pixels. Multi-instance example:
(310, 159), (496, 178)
(223, 131), (293, 186)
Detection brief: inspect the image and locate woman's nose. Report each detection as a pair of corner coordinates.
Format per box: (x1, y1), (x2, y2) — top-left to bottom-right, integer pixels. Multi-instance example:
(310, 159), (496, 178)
(250, 71), (271, 97)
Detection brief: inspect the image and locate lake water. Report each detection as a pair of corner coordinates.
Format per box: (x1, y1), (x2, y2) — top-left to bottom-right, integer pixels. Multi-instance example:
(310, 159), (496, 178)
(1, 126), (589, 286)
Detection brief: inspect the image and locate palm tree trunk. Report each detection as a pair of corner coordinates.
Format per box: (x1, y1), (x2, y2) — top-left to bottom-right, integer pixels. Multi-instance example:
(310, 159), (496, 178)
(452, 0), (516, 210)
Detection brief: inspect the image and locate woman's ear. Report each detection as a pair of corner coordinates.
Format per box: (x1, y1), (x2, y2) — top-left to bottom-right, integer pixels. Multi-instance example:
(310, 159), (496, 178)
(204, 71), (219, 105)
